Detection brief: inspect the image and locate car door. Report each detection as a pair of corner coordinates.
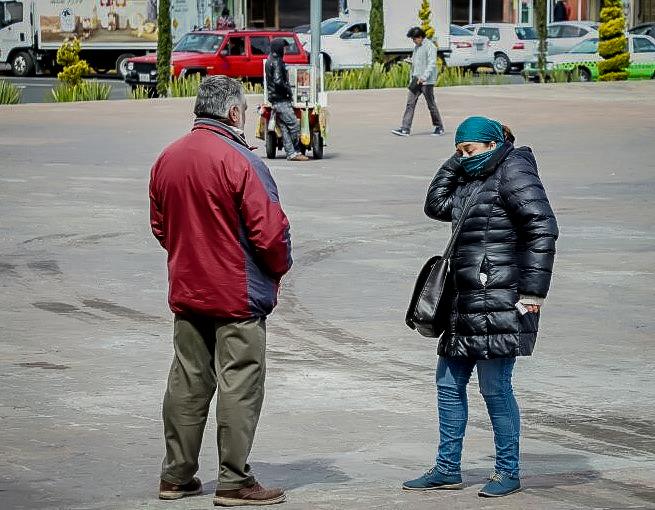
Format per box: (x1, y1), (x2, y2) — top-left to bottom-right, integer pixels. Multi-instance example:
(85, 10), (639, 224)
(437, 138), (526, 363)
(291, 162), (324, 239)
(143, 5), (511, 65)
(334, 22), (371, 68)
(220, 35), (248, 78)
(0, 1), (25, 61)
(247, 35), (271, 78)
(629, 36), (655, 79)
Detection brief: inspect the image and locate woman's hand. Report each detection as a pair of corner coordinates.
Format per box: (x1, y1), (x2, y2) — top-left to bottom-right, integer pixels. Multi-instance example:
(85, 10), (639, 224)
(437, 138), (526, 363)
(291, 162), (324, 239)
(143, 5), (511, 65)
(525, 304), (541, 313)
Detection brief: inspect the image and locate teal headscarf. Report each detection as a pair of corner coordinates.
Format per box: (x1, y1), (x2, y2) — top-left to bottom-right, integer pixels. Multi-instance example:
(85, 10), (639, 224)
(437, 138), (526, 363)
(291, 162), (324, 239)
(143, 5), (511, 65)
(455, 116), (505, 175)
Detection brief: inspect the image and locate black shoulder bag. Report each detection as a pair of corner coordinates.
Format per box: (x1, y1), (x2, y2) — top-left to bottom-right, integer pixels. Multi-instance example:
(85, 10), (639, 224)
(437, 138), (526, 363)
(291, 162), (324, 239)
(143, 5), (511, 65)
(405, 185), (482, 338)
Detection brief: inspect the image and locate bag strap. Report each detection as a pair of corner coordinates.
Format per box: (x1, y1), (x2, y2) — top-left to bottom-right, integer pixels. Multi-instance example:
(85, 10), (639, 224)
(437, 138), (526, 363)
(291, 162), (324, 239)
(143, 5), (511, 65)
(442, 183), (483, 260)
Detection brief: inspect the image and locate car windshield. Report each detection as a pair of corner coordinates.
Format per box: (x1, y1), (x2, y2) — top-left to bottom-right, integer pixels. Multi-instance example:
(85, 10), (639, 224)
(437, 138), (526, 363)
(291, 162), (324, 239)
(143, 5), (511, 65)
(515, 27), (538, 40)
(320, 19), (347, 35)
(451, 25), (474, 36)
(174, 34), (224, 53)
(568, 38), (598, 53)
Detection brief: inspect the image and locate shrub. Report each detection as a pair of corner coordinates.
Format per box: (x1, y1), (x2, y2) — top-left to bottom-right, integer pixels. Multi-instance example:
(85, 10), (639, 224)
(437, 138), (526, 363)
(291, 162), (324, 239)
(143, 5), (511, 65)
(369, 0), (385, 64)
(51, 81), (112, 102)
(170, 74), (201, 97)
(242, 81), (264, 94)
(56, 38), (91, 87)
(129, 85), (150, 99)
(598, 0), (629, 81)
(418, 0), (435, 40)
(0, 80), (22, 104)
(438, 66), (473, 86)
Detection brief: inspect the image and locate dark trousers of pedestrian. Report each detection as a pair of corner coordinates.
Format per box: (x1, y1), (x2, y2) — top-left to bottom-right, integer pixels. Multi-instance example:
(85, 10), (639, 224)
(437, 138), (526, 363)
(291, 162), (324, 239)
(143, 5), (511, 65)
(161, 315), (266, 490)
(273, 101), (300, 158)
(401, 84), (444, 132)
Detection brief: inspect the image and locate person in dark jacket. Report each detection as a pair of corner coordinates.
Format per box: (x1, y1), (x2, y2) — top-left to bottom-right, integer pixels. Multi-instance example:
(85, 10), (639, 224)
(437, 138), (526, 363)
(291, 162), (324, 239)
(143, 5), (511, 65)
(150, 76), (291, 506)
(554, 0), (569, 21)
(403, 116), (558, 497)
(265, 38), (308, 161)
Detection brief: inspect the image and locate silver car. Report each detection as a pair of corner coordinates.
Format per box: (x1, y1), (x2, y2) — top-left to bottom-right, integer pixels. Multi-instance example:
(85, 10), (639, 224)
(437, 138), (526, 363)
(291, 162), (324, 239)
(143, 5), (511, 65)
(547, 21), (599, 55)
(464, 23), (538, 74)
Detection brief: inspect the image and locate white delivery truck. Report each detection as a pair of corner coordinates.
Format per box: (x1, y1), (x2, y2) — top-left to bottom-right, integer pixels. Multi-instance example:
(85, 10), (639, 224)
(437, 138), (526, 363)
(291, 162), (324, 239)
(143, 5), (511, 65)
(347, 0), (451, 57)
(0, 0), (210, 77)
(298, 0), (450, 71)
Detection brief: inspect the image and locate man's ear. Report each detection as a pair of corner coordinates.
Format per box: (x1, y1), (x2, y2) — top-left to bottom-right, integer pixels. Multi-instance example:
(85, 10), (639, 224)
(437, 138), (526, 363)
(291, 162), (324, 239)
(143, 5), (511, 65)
(228, 104), (240, 125)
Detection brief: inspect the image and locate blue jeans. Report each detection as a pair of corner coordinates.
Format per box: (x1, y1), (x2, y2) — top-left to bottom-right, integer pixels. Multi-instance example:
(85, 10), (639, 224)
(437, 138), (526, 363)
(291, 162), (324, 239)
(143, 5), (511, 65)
(436, 356), (520, 478)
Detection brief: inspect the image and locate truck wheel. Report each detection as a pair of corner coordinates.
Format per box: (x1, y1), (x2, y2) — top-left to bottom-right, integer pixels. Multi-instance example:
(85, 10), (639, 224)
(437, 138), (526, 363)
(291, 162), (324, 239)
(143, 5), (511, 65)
(11, 51), (35, 77)
(116, 53), (135, 78)
(311, 132), (324, 160)
(265, 131), (277, 159)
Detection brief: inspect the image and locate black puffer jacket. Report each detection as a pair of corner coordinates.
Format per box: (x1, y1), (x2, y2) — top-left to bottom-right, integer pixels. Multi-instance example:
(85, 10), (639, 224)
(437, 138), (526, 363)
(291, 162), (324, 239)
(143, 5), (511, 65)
(265, 39), (293, 103)
(425, 144), (558, 359)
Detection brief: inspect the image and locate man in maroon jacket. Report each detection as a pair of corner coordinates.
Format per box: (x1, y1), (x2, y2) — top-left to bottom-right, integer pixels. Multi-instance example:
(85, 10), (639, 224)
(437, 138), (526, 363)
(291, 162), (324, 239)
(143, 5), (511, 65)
(150, 76), (292, 506)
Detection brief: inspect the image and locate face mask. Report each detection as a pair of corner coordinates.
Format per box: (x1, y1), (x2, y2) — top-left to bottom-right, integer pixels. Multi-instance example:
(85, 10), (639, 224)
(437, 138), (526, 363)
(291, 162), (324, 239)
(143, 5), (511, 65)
(458, 143), (503, 175)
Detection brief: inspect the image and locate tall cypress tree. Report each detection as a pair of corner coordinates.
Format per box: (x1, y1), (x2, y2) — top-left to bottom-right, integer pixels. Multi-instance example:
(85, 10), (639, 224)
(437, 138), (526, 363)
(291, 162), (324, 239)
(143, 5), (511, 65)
(369, 0), (385, 64)
(598, 0), (629, 81)
(534, 0), (548, 80)
(157, 0), (172, 97)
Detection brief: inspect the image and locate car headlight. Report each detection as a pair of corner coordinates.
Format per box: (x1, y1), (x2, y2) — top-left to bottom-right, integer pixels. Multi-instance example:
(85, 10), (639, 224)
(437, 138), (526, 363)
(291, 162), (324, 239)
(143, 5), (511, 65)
(150, 69), (157, 76)
(127, 62), (134, 71)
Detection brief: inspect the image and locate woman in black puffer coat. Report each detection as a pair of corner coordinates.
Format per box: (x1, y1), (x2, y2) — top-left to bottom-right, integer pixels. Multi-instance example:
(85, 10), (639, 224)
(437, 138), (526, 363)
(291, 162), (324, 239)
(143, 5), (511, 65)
(403, 117), (558, 498)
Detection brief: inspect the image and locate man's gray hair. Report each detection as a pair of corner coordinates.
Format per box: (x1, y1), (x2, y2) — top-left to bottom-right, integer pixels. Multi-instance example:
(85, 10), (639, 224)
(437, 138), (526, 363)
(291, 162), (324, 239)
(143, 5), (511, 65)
(194, 75), (245, 119)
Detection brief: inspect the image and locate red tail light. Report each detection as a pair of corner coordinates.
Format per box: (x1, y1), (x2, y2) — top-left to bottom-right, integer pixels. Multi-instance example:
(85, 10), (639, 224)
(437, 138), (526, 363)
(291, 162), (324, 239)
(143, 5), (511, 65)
(455, 41), (473, 48)
(512, 42), (525, 50)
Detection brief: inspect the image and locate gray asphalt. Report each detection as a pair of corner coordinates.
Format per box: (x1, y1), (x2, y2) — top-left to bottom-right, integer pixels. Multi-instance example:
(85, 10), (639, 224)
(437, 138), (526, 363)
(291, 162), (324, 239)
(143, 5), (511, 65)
(1, 83), (654, 509)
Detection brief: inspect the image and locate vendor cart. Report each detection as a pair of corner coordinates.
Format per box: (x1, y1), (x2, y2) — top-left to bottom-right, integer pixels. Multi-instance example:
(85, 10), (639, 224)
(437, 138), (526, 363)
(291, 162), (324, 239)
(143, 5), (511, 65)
(256, 58), (328, 160)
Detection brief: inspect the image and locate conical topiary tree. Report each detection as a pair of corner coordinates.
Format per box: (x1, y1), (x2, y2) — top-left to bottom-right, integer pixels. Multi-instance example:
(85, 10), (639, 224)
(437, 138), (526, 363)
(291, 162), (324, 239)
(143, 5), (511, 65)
(157, 0), (172, 96)
(418, 0), (435, 41)
(598, 0), (629, 81)
(369, 0), (385, 64)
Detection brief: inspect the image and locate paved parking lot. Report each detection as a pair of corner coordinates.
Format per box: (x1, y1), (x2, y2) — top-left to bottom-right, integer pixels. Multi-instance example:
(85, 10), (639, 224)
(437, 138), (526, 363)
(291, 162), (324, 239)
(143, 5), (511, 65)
(1, 82), (654, 509)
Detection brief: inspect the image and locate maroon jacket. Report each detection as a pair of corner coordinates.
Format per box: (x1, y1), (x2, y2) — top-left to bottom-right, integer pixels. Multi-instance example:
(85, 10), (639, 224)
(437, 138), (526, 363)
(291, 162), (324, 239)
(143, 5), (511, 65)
(149, 118), (292, 318)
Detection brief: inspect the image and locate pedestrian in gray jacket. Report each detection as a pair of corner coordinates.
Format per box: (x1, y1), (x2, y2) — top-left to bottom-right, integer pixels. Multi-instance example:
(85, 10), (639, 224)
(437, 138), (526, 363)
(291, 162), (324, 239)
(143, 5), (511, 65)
(392, 27), (445, 137)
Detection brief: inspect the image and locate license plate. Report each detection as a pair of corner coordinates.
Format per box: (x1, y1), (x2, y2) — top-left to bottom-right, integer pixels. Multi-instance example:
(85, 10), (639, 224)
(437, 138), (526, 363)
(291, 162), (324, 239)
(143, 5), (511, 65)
(139, 73), (151, 82)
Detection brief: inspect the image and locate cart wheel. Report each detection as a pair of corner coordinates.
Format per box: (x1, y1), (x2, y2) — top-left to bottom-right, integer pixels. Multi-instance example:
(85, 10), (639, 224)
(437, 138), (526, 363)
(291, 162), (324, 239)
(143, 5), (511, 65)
(311, 132), (324, 160)
(265, 131), (277, 159)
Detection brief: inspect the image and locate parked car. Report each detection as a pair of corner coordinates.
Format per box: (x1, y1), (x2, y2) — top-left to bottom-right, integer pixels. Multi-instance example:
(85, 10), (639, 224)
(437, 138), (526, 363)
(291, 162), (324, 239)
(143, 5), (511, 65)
(445, 25), (492, 69)
(629, 23), (655, 39)
(297, 18), (370, 71)
(124, 29), (309, 90)
(463, 23), (538, 73)
(523, 35), (655, 81)
(547, 21), (599, 55)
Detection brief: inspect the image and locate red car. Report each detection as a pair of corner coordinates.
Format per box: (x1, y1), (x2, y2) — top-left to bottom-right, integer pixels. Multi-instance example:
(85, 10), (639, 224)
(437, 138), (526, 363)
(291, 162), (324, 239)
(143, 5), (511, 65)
(125, 29), (308, 89)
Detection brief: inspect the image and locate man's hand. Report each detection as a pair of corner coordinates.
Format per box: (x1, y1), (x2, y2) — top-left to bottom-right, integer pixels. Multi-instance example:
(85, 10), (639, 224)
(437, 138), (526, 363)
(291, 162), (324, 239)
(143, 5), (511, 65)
(525, 304), (541, 313)
(417, 78), (425, 85)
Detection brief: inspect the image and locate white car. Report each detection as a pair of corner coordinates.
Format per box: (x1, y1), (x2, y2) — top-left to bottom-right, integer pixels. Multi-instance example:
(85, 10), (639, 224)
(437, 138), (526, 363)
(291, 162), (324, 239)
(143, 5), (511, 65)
(547, 21), (599, 55)
(464, 23), (538, 73)
(446, 25), (492, 69)
(298, 18), (371, 71)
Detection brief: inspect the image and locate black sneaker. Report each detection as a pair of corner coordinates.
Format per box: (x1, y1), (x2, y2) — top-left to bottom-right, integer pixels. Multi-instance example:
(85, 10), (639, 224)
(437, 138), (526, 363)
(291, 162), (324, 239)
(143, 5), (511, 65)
(432, 127), (445, 136)
(391, 128), (410, 137)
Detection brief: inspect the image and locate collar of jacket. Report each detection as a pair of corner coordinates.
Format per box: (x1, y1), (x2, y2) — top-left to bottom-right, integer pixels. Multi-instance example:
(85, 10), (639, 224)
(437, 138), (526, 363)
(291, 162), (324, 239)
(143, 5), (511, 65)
(458, 142), (515, 182)
(192, 117), (255, 150)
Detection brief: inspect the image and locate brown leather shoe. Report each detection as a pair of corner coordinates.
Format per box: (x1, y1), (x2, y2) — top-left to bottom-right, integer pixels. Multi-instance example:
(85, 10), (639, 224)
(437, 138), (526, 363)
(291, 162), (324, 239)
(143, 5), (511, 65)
(159, 477), (202, 500)
(213, 481), (285, 506)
